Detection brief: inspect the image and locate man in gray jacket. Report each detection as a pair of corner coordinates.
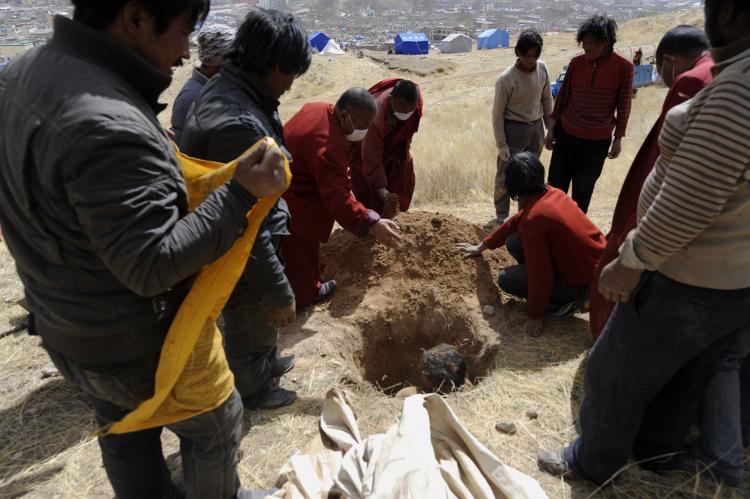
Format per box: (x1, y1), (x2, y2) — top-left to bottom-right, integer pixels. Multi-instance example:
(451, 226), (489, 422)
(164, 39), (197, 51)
(181, 8), (311, 410)
(0, 1), (287, 497)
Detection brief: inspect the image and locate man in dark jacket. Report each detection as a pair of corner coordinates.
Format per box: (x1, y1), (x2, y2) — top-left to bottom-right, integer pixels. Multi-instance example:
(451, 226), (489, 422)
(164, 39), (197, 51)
(180, 8), (311, 410)
(0, 1), (287, 498)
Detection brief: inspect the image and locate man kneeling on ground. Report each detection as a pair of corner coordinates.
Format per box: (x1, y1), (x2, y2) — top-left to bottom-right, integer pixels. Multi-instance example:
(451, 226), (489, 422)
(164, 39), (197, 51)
(458, 152), (605, 337)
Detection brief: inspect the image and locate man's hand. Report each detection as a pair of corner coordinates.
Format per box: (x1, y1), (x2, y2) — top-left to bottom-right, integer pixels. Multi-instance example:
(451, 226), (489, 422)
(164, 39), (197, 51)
(526, 318), (543, 337)
(608, 138), (623, 159)
(498, 146), (511, 162)
(598, 259), (643, 303)
(233, 139), (288, 198)
(268, 300), (296, 328)
(457, 242), (485, 259)
(371, 219), (403, 248)
(544, 131), (555, 150)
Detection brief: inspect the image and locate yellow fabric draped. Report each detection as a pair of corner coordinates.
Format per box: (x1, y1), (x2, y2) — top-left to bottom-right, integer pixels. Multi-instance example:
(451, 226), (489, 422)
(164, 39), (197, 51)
(106, 137), (290, 434)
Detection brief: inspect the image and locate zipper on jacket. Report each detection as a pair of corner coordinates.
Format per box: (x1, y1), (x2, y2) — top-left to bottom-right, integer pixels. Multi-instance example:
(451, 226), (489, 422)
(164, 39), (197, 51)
(591, 60), (598, 87)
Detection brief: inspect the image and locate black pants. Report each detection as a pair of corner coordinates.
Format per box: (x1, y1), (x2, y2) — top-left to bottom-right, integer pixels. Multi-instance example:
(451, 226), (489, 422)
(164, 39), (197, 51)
(44, 344), (243, 499)
(548, 123), (611, 213)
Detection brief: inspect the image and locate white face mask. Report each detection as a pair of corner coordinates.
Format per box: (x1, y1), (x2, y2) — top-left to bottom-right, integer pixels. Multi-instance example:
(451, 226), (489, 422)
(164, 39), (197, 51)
(345, 128), (368, 142)
(393, 110), (414, 121)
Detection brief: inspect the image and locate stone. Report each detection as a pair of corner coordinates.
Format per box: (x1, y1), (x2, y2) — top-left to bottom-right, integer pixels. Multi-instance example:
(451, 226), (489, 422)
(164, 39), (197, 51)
(40, 364), (60, 379)
(483, 304), (496, 316)
(495, 422), (517, 435)
(525, 407), (541, 420)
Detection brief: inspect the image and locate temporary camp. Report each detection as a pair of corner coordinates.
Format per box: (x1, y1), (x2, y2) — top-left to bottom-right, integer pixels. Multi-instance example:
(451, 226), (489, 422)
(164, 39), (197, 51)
(320, 38), (345, 55)
(440, 33), (472, 54)
(477, 28), (509, 49)
(309, 32), (331, 53)
(394, 32), (429, 55)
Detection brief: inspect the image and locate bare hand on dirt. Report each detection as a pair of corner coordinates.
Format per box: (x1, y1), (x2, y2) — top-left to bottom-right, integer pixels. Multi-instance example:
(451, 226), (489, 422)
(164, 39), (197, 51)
(608, 138), (623, 159)
(268, 299), (296, 328)
(598, 259), (643, 303)
(457, 242), (485, 258)
(526, 318), (543, 337)
(371, 219), (403, 248)
(233, 139), (288, 198)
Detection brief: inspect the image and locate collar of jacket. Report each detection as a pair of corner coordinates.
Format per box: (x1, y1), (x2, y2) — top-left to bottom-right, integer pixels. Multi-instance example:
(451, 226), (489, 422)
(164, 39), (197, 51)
(191, 67), (210, 85)
(49, 15), (171, 114)
(222, 64), (281, 116)
(712, 33), (750, 72)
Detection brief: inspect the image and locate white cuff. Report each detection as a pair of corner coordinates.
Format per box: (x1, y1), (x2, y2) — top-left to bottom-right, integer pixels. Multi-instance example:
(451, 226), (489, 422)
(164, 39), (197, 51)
(618, 230), (648, 270)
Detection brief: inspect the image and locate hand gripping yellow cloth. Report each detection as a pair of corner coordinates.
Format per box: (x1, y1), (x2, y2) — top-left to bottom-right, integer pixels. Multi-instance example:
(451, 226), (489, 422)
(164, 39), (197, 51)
(106, 137), (290, 434)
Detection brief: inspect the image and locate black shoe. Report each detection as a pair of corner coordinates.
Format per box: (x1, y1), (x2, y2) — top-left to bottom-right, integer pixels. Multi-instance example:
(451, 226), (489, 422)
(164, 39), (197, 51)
(271, 355), (295, 378)
(314, 279), (337, 304)
(243, 387), (297, 410)
(537, 448), (582, 480)
(547, 301), (581, 318)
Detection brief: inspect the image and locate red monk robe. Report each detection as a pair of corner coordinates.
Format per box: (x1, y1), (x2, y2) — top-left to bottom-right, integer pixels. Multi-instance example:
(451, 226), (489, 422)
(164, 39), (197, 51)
(350, 78), (423, 214)
(589, 52), (714, 339)
(281, 102), (380, 307)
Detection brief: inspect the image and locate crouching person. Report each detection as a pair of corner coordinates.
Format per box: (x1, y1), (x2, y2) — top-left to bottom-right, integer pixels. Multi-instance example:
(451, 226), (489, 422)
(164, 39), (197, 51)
(0, 1), (288, 497)
(180, 8), (312, 410)
(458, 152), (605, 336)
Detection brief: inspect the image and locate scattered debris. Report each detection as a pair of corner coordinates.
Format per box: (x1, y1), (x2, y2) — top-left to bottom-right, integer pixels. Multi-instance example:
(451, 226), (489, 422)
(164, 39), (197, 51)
(420, 343), (466, 393)
(40, 364), (60, 379)
(483, 304), (496, 316)
(495, 422), (517, 435)
(0, 319), (28, 339)
(525, 407), (541, 420)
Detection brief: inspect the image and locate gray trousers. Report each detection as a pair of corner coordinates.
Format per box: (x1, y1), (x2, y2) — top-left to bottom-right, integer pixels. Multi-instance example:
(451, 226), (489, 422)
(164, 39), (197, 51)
(44, 343), (243, 499)
(498, 233), (585, 306)
(494, 119), (545, 220)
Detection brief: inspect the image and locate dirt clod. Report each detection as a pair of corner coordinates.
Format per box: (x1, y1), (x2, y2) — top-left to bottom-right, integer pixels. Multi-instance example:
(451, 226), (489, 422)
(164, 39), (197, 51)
(381, 193), (400, 219)
(495, 422), (518, 435)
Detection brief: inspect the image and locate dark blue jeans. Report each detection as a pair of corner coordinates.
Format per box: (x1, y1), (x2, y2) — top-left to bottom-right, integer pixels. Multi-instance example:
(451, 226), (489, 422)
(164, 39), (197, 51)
(44, 344), (243, 499)
(564, 272), (750, 485)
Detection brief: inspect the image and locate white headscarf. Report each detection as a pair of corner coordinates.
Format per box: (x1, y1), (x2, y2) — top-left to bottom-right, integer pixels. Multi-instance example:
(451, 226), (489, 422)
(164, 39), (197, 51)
(197, 24), (235, 66)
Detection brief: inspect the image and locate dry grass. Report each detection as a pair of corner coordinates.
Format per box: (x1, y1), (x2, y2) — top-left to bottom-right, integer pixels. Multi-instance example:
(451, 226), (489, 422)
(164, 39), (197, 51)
(2, 7), (747, 499)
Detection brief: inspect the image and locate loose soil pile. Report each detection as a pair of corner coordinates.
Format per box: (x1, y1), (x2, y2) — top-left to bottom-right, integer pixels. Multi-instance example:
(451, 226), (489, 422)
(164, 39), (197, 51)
(320, 211), (515, 394)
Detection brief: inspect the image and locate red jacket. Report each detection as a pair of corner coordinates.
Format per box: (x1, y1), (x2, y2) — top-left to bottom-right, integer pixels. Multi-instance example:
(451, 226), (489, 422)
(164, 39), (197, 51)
(552, 51), (634, 140)
(283, 102), (379, 243)
(589, 52), (714, 339)
(483, 187), (605, 319)
(350, 78), (423, 212)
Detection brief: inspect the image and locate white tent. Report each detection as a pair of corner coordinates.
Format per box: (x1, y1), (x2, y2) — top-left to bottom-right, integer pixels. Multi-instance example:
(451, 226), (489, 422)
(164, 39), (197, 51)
(320, 38), (344, 55)
(440, 33), (472, 54)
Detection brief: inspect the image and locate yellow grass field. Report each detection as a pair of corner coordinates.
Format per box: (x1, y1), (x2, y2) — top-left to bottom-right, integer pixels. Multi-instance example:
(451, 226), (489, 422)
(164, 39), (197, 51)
(2, 7), (747, 498)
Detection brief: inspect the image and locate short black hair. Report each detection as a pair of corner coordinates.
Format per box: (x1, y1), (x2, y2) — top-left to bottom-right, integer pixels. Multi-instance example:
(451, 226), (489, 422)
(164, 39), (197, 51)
(515, 29), (543, 57)
(391, 79), (419, 105)
(505, 152), (547, 200)
(227, 8), (311, 78)
(71, 0), (210, 34)
(335, 87), (377, 114)
(656, 25), (710, 65)
(577, 13), (618, 48)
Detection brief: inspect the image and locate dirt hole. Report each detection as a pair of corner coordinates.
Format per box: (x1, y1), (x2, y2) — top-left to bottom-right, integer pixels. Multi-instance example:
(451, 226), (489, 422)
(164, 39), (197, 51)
(356, 292), (496, 395)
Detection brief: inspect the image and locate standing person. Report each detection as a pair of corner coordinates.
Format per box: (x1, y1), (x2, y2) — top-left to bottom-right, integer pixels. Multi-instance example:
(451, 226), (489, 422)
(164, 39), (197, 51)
(350, 78), (422, 218)
(488, 29), (553, 227)
(170, 24), (234, 143)
(282, 88), (403, 307)
(180, 8), (311, 410)
(0, 1), (288, 497)
(538, 0), (750, 486)
(589, 26), (713, 340)
(546, 13), (634, 213)
(458, 153), (605, 337)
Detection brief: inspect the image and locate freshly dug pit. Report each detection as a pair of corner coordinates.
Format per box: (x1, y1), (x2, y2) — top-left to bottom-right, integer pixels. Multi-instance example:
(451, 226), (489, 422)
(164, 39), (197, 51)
(356, 288), (498, 395)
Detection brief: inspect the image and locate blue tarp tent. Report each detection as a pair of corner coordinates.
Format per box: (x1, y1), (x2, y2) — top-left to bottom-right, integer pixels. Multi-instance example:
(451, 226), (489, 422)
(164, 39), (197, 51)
(394, 32), (429, 55)
(309, 32), (331, 53)
(477, 28), (509, 49)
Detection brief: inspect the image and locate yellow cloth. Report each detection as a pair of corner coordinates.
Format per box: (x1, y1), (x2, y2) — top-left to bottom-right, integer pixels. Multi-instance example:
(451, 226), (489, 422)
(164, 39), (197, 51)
(107, 137), (290, 434)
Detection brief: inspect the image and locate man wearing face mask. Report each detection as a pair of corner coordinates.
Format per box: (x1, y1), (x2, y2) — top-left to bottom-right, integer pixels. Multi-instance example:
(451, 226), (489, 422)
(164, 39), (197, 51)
(488, 29), (553, 227)
(281, 88), (404, 308)
(350, 78), (422, 218)
(589, 25), (713, 340)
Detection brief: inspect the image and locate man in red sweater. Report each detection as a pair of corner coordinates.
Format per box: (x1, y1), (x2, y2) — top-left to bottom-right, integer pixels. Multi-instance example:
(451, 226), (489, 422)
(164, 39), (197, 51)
(350, 78), (422, 218)
(459, 152), (605, 336)
(589, 25), (713, 340)
(281, 88), (403, 307)
(546, 14), (634, 213)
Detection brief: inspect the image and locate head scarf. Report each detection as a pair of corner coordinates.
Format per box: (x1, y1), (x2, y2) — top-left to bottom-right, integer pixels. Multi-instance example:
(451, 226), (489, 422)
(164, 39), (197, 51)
(197, 25), (235, 66)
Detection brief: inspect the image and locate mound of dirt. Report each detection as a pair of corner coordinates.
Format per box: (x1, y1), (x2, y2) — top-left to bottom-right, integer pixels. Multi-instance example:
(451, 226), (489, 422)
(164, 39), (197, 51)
(320, 211), (514, 394)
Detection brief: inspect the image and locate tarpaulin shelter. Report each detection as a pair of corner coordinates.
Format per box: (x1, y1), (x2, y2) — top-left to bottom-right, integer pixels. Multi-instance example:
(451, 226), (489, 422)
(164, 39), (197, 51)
(440, 33), (472, 53)
(394, 32), (429, 55)
(309, 32), (331, 53)
(477, 28), (509, 49)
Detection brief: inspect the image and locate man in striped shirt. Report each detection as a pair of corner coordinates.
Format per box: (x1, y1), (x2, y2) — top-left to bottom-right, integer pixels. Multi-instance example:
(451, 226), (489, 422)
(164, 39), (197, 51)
(538, 0), (750, 486)
(546, 14), (634, 213)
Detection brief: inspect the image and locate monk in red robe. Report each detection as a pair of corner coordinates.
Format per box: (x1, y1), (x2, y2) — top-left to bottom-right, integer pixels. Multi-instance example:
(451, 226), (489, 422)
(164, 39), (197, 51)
(589, 26), (714, 339)
(282, 88), (403, 307)
(350, 78), (423, 217)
